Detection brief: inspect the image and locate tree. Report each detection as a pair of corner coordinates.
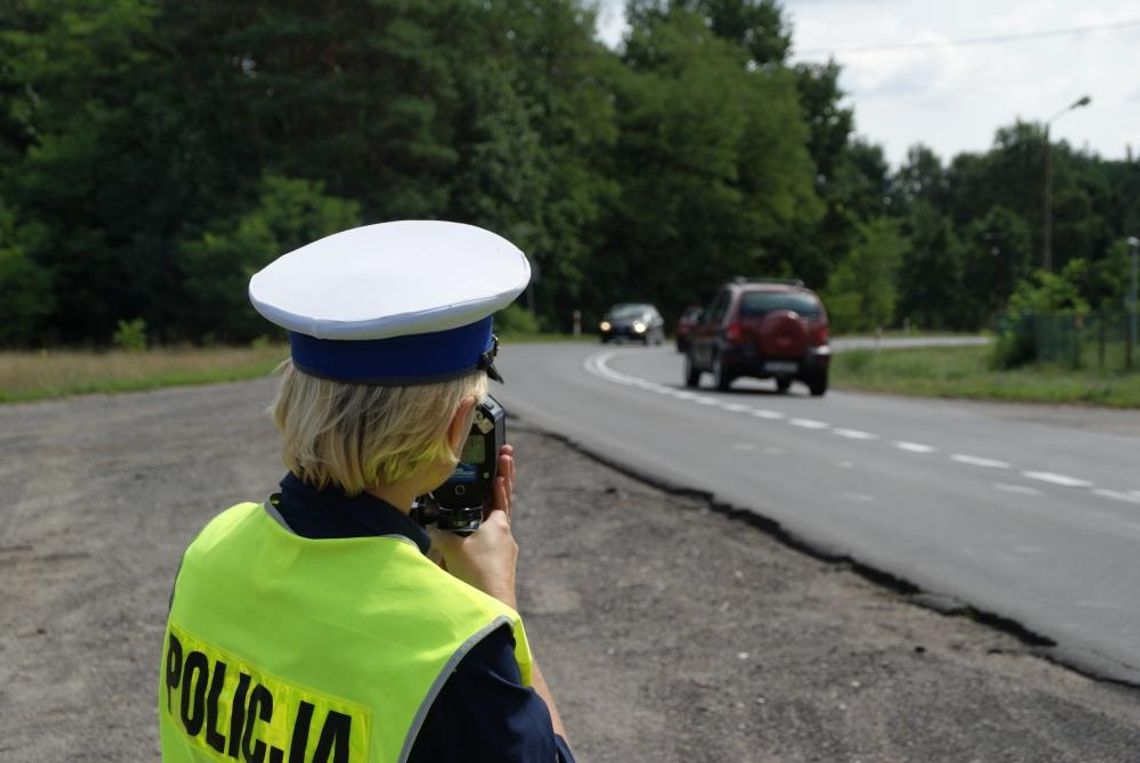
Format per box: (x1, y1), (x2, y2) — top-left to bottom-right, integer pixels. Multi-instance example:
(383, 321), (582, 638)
(955, 206), (1032, 329)
(894, 144), (947, 214)
(179, 176), (361, 342)
(821, 217), (907, 333)
(0, 204), (54, 346)
(599, 7), (820, 323)
(896, 203), (962, 330)
(626, 0), (792, 66)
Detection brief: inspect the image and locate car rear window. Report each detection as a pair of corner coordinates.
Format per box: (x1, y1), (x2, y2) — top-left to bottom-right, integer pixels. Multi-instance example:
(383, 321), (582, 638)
(738, 291), (822, 318)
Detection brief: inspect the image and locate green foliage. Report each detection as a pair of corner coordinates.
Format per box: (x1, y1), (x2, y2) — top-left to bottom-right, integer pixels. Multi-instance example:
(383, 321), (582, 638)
(494, 303), (540, 336)
(602, 6), (820, 322)
(112, 318), (148, 352)
(0, 206), (54, 346)
(896, 203), (961, 331)
(179, 175), (361, 342)
(1008, 260), (1091, 315)
(1, 0), (1136, 350)
(992, 260), (1091, 369)
(822, 217), (907, 333)
(955, 206), (1032, 329)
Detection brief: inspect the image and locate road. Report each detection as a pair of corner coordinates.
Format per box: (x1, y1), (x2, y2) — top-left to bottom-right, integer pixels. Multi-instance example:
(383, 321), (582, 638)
(495, 341), (1140, 685)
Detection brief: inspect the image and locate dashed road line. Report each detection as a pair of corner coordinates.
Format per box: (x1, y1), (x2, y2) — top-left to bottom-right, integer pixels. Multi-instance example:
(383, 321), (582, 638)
(1091, 489), (1140, 504)
(1022, 471), (1093, 489)
(833, 428), (877, 440)
(951, 454), (1011, 469)
(994, 483), (1042, 496)
(895, 441), (937, 454)
(585, 351), (1129, 507)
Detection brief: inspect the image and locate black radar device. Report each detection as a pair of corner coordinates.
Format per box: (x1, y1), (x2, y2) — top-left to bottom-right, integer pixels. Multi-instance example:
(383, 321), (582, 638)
(413, 395), (506, 536)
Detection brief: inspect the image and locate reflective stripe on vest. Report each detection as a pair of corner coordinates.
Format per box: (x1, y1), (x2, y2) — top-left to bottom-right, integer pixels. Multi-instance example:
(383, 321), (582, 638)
(159, 502), (532, 762)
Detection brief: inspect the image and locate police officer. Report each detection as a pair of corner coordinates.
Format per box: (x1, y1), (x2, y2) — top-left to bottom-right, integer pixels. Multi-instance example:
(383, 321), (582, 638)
(159, 221), (574, 762)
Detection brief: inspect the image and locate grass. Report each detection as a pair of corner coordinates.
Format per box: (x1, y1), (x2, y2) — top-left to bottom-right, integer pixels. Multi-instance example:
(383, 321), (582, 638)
(0, 344), (291, 403)
(832, 344), (1140, 408)
(0, 333), (586, 404)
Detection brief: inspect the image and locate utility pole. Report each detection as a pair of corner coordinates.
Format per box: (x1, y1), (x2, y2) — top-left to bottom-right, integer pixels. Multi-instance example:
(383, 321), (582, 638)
(1042, 95), (1091, 272)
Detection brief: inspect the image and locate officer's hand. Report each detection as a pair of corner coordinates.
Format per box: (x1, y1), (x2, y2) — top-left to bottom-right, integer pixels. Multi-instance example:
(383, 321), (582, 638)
(431, 445), (518, 609)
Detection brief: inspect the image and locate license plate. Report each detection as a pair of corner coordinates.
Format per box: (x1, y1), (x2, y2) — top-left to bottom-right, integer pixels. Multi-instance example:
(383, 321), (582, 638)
(764, 361), (798, 374)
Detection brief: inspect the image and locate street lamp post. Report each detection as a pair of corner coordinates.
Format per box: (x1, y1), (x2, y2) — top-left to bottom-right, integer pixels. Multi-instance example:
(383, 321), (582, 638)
(1128, 236), (1139, 358)
(1042, 95), (1091, 272)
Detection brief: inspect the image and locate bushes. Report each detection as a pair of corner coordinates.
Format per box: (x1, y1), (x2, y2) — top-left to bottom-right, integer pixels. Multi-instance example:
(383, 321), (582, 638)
(494, 303), (540, 336)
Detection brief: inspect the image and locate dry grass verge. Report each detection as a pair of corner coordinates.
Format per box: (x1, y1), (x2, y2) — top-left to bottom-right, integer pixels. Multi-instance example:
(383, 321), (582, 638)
(0, 344), (289, 403)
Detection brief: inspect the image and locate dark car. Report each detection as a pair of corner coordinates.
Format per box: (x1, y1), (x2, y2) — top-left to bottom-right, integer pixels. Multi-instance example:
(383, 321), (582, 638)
(599, 303), (666, 345)
(674, 305), (703, 353)
(683, 278), (830, 396)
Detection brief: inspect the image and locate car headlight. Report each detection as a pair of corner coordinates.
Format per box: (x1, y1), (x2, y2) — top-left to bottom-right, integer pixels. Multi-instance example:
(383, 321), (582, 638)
(632, 321), (646, 333)
(599, 321), (611, 332)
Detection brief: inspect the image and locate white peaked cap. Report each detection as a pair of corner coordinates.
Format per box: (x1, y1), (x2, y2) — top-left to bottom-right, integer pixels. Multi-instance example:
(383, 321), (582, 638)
(249, 220), (530, 340)
(247, 220), (531, 384)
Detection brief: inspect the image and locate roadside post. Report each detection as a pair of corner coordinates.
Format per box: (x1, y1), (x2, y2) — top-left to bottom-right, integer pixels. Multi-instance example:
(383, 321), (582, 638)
(1128, 236), (1138, 370)
(572, 310), (581, 337)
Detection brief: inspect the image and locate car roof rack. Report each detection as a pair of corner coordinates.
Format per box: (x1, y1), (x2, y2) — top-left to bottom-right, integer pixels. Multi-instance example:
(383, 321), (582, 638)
(731, 276), (805, 288)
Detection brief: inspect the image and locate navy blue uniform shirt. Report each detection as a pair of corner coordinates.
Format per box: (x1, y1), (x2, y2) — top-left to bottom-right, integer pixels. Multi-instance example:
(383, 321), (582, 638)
(272, 473), (575, 763)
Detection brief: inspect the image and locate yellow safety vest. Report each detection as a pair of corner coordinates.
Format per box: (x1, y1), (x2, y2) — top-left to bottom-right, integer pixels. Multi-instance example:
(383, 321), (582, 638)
(159, 501), (533, 763)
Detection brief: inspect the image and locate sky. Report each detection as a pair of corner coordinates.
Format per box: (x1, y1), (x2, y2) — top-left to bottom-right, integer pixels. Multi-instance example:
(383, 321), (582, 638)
(593, 1), (1140, 167)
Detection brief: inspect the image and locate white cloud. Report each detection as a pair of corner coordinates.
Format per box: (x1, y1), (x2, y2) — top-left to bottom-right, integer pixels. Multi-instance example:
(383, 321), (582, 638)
(591, 0), (1138, 165)
(785, 0), (1140, 165)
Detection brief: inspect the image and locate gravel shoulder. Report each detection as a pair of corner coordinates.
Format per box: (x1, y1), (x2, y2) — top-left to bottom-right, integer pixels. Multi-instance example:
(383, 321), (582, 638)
(1, 378), (1139, 761)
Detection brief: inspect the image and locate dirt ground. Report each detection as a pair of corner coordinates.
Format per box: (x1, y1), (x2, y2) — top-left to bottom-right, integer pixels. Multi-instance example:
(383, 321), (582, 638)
(2, 378), (1140, 762)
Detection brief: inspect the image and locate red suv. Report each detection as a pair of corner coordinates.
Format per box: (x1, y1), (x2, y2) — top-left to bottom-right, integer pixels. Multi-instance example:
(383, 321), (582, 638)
(684, 278), (830, 396)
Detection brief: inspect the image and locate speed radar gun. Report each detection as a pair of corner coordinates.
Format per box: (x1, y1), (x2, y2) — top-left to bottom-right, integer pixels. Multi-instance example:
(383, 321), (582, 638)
(413, 395), (506, 535)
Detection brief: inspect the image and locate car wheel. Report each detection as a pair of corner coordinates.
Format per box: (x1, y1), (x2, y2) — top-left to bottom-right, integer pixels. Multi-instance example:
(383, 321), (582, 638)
(712, 354), (732, 391)
(808, 370), (828, 397)
(775, 376), (792, 394)
(684, 352), (701, 388)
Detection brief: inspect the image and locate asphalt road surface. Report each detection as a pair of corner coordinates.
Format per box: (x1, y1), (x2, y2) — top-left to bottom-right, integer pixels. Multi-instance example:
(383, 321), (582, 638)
(495, 341), (1140, 685)
(4, 371), (1140, 760)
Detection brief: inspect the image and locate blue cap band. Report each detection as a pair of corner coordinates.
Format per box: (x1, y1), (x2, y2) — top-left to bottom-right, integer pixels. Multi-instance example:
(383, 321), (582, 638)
(289, 316), (495, 384)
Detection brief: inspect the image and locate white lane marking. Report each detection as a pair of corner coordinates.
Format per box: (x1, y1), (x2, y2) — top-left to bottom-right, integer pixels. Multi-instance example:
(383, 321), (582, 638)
(1015, 545), (1045, 554)
(1091, 488), (1140, 504)
(895, 441), (937, 454)
(842, 492), (874, 503)
(586, 353), (1122, 502)
(732, 443), (757, 451)
(951, 454), (1011, 469)
(763, 446), (787, 455)
(836, 460), (854, 469)
(1076, 599), (1120, 610)
(994, 483), (1042, 496)
(833, 428), (878, 441)
(1022, 471), (1093, 489)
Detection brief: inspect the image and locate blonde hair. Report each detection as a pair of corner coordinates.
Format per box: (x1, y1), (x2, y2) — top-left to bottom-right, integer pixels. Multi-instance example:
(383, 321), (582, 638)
(271, 360), (488, 495)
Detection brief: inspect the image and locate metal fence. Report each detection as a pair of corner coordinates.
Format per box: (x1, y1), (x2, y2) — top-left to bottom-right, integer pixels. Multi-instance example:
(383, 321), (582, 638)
(1000, 311), (1137, 371)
